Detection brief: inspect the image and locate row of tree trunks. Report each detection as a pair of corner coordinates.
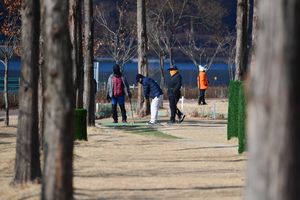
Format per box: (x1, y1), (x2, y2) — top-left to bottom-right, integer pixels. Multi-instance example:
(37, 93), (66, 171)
(246, 0), (300, 199)
(41, 0), (74, 198)
(137, 0), (150, 115)
(83, 0), (95, 126)
(12, 0), (41, 184)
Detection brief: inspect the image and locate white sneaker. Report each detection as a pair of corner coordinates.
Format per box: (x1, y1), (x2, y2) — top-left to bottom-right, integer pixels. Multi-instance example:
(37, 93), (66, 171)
(146, 121), (157, 125)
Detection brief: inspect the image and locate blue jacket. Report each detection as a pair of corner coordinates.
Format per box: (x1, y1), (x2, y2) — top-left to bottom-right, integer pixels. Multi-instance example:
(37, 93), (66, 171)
(167, 72), (182, 97)
(142, 77), (163, 99)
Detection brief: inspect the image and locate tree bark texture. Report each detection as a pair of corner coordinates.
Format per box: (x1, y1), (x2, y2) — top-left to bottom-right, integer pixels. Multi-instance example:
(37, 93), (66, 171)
(38, 0), (45, 151)
(4, 56), (9, 126)
(137, 0), (150, 116)
(12, 0), (41, 184)
(83, 0), (95, 126)
(235, 0), (250, 81)
(42, 0), (74, 198)
(246, 1), (300, 199)
(250, 0), (258, 72)
(70, 0), (83, 109)
(75, 0), (83, 109)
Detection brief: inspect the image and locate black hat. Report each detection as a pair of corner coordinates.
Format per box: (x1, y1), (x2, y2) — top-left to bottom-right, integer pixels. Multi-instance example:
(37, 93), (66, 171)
(136, 74), (144, 83)
(167, 65), (178, 70)
(113, 64), (120, 70)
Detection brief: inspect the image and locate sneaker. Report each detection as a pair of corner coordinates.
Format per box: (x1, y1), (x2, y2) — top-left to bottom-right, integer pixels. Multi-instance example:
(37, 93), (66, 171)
(122, 120), (127, 123)
(178, 114), (185, 123)
(146, 121), (157, 125)
(113, 120), (118, 123)
(167, 120), (176, 124)
(201, 102), (207, 105)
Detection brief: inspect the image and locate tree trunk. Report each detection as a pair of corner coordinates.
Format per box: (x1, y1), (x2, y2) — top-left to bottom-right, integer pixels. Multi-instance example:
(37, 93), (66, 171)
(168, 42), (173, 66)
(159, 54), (165, 106)
(70, 0), (83, 109)
(137, 0), (150, 115)
(70, 0), (77, 106)
(246, 1), (300, 199)
(38, 0), (44, 151)
(42, 0), (74, 198)
(250, 0), (258, 71)
(4, 56), (9, 126)
(75, 0), (83, 109)
(234, 0), (250, 81)
(83, 0), (95, 126)
(12, 0), (41, 184)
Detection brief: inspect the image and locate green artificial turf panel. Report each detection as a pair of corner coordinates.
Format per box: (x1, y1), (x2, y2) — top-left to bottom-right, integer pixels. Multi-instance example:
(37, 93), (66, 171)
(74, 109), (87, 141)
(227, 80), (242, 140)
(116, 126), (181, 139)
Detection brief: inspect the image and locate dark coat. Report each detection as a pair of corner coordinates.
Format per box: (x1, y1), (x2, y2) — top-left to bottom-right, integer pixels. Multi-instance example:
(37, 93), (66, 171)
(167, 72), (182, 97)
(142, 77), (163, 99)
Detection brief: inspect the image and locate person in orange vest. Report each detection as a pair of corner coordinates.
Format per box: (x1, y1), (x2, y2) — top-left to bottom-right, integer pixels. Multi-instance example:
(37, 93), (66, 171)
(197, 65), (209, 105)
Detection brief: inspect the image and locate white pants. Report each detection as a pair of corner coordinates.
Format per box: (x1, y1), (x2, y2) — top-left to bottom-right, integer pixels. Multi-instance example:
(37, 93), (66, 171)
(150, 94), (163, 123)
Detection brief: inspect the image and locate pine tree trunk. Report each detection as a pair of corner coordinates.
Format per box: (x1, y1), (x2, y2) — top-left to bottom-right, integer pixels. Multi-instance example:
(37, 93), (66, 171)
(42, 0), (74, 198)
(4, 56), (9, 126)
(70, 0), (77, 106)
(12, 0), (41, 184)
(83, 0), (95, 126)
(235, 0), (250, 81)
(137, 0), (149, 115)
(246, 1), (300, 199)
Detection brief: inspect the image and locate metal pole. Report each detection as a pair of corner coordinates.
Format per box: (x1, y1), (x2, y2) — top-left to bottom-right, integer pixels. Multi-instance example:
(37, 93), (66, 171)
(213, 103), (216, 119)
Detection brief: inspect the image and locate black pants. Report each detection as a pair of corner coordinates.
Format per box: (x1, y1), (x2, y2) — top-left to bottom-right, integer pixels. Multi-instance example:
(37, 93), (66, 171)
(112, 104), (127, 122)
(169, 96), (183, 121)
(198, 89), (206, 104)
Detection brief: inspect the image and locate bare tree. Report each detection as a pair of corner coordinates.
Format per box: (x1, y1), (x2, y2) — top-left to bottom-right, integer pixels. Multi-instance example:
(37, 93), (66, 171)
(222, 30), (236, 81)
(83, 0), (95, 126)
(12, 0), (41, 184)
(178, 31), (225, 73)
(70, 0), (83, 108)
(137, 0), (149, 115)
(246, 0), (300, 199)
(234, 0), (251, 81)
(146, 15), (169, 91)
(41, 0), (74, 198)
(0, 0), (21, 126)
(94, 1), (137, 72)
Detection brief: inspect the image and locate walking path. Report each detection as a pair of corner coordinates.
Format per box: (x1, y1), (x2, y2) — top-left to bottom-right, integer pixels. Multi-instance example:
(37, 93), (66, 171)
(0, 100), (247, 200)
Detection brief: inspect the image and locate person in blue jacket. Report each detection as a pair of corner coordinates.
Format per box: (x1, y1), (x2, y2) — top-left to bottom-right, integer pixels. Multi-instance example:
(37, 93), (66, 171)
(167, 65), (185, 124)
(136, 74), (163, 125)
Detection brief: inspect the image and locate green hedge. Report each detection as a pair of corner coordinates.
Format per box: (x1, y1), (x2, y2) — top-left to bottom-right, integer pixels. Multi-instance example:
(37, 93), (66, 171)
(74, 109), (87, 141)
(227, 80), (247, 154)
(227, 80), (241, 140)
(238, 82), (247, 154)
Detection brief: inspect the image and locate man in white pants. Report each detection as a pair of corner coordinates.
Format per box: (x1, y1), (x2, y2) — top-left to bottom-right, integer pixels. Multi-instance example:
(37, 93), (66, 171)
(136, 74), (163, 125)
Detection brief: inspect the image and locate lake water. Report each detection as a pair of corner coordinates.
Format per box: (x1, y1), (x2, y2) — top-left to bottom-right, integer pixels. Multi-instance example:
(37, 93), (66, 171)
(0, 59), (234, 91)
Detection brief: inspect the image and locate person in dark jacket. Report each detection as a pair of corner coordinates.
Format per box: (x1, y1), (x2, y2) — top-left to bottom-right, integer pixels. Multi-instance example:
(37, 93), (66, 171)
(136, 74), (163, 125)
(167, 65), (185, 124)
(107, 64), (132, 123)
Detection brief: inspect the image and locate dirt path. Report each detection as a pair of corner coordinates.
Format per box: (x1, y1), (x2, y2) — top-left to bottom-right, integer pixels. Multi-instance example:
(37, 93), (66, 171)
(0, 99), (247, 199)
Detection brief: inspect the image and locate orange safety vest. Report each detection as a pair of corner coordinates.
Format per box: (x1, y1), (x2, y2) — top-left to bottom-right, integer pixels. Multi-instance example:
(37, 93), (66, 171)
(197, 72), (209, 89)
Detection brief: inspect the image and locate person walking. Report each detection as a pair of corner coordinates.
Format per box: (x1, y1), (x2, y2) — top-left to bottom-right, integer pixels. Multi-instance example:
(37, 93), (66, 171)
(197, 65), (209, 105)
(167, 65), (185, 124)
(107, 64), (132, 123)
(136, 74), (163, 125)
